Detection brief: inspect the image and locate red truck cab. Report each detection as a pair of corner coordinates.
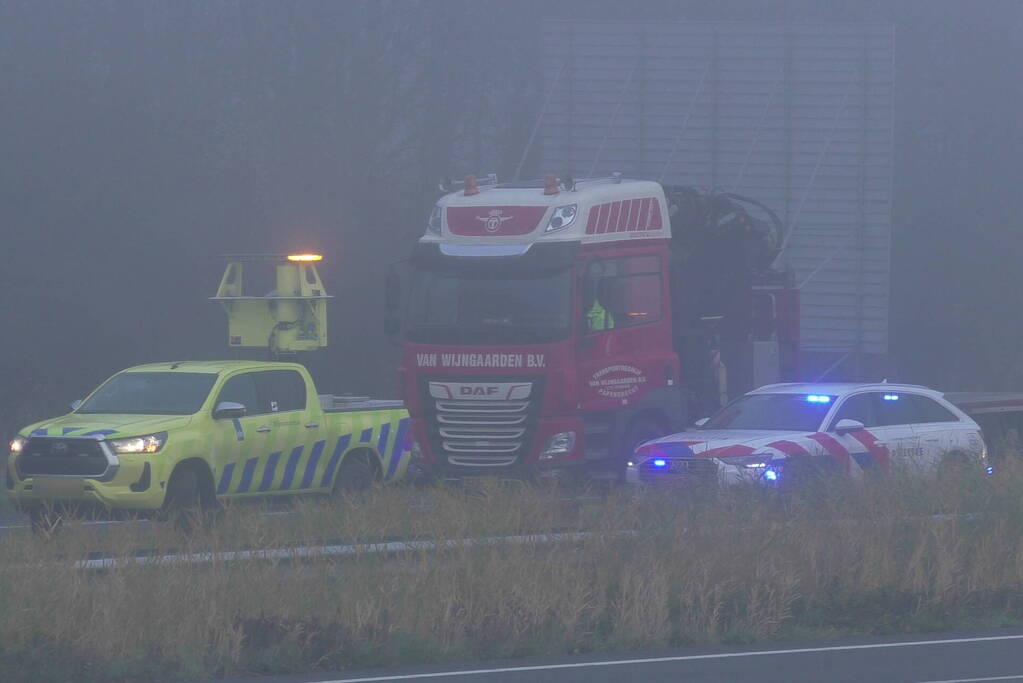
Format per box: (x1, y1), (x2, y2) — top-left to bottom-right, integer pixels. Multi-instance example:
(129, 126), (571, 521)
(400, 176), (794, 480)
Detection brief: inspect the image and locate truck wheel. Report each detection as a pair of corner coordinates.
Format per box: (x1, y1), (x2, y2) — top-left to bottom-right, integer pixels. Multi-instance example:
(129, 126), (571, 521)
(161, 466), (205, 533)
(333, 452), (378, 494)
(619, 416), (667, 478)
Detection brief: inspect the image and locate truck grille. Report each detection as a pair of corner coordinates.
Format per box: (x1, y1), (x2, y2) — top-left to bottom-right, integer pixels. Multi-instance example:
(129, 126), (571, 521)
(16, 437), (114, 479)
(423, 378), (542, 467)
(639, 457), (719, 486)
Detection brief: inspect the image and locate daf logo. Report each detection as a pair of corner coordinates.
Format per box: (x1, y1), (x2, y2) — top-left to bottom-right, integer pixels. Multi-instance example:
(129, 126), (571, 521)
(460, 386), (500, 397)
(52, 442), (68, 456)
(476, 209), (513, 233)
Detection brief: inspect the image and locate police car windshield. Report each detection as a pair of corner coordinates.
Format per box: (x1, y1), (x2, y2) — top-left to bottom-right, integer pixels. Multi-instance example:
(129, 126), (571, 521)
(703, 393), (836, 432)
(406, 268), (571, 345)
(77, 372), (218, 415)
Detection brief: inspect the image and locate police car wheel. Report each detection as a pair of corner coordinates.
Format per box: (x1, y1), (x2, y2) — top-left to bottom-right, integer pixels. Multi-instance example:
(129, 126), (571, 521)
(334, 453), (378, 494)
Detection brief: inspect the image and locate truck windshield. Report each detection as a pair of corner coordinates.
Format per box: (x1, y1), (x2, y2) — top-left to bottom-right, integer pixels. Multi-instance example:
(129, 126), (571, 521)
(406, 268), (571, 345)
(77, 372), (218, 415)
(703, 393), (835, 432)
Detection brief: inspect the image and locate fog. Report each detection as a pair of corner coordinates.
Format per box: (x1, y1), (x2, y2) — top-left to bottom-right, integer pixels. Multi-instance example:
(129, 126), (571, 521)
(1, 0), (1021, 437)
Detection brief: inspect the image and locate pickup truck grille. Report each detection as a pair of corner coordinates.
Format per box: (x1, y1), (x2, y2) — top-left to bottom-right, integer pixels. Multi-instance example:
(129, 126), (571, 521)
(639, 457), (719, 486)
(16, 437), (114, 478)
(422, 378), (542, 467)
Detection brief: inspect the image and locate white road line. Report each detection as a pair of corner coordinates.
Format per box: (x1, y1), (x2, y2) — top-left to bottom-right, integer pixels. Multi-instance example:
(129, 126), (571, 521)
(74, 531), (622, 570)
(311, 634), (1023, 682)
(916, 677), (1023, 683)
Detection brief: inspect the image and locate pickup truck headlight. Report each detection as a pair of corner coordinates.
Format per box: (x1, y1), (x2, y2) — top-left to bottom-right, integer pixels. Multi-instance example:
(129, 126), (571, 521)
(109, 432), (167, 454)
(9, 437), (26, 454)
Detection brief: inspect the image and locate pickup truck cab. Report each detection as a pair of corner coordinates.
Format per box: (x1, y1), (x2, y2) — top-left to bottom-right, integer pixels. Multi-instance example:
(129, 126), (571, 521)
(7, 360), (410, 517)
(627, 383), (988, 488)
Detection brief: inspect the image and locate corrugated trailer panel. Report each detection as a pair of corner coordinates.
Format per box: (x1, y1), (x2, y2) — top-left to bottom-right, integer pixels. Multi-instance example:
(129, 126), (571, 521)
(539, 21), (894, 362)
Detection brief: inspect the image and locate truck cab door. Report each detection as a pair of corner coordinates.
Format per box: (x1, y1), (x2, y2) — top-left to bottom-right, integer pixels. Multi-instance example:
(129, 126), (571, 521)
(576, 252), (677, 422)
(211, 371), (275, 496)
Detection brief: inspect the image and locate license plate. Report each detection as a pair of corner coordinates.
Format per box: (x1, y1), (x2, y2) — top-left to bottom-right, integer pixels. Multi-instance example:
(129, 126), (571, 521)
(34, 478), (84, 498)
(462, 476), (496, 487)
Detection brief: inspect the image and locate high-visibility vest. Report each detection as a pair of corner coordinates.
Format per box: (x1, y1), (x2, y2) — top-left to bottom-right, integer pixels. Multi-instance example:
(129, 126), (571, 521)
(587, 300), (615, 331)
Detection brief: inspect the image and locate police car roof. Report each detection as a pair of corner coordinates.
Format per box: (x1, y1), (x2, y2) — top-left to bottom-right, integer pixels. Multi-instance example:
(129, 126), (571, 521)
(750, 382), (939, 398)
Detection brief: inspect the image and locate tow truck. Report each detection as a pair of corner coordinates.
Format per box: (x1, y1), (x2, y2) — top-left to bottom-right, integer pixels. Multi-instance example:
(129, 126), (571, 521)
(7, 254), (410, 524)
(389, 174), (796, 481)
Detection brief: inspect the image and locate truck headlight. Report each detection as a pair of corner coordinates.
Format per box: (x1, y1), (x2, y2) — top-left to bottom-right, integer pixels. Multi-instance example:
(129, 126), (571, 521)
(427, 205), (443, 234)
(539, 431), (576, 460)
(9, 437), (26, 455)
(545, 204), (578, 233)
(109, 432), (167, 454)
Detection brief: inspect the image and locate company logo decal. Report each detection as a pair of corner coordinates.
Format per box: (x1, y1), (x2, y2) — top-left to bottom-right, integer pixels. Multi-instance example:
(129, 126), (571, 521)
(589, 364), (648, 399)
(428, 382), (532, 401)
(476, 209), (513, 233)
(416, 353), (545, 369)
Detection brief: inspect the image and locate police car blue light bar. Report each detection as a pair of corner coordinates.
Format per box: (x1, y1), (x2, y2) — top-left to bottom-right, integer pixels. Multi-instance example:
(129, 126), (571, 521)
(806, 395), (831, 403)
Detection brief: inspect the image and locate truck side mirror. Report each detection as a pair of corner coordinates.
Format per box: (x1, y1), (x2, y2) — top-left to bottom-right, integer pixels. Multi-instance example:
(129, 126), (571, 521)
(70, 399), (83, 411)
(213, 402), (247, 420)
(385, 269), (401, 312)
(834, 418), (865, 434)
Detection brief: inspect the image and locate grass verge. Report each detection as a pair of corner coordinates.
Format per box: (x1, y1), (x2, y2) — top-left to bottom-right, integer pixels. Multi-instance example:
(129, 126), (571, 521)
(4, 464), (1023, 682)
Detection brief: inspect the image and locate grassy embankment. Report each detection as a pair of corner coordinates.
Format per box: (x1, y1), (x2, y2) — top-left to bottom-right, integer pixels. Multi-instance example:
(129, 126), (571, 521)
(3, 465), (1023, 682)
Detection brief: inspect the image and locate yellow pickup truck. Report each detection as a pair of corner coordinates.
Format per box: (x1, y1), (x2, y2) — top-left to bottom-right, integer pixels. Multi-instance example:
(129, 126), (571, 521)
(6, 360), (410, 521)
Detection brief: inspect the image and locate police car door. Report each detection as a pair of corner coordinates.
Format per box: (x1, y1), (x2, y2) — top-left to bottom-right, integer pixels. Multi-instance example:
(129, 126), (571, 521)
(825, 392), (885, 477)
(870, 391), (927, 476)
(902, 393), (979, 472)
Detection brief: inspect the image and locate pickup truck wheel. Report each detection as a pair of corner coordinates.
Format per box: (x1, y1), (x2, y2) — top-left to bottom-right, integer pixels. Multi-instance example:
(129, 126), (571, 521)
(161, 466), (204, 532)
(333, 453), (378, 494)
(28, 505), (63, 536)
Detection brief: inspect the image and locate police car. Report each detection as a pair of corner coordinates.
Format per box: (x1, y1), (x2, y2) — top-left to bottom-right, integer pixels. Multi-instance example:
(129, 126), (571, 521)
(626, 383), (989, 488)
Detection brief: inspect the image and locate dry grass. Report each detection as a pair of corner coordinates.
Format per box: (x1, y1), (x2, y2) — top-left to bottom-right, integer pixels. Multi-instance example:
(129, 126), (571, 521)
(4, 466), (1023, 682)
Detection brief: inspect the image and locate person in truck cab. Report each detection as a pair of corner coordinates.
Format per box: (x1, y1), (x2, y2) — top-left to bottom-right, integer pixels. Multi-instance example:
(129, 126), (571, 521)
(586, 295), (616, 331)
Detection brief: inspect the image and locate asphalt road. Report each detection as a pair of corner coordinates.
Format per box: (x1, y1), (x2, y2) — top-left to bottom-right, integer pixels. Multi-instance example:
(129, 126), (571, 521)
(220, 630), (1023, 683)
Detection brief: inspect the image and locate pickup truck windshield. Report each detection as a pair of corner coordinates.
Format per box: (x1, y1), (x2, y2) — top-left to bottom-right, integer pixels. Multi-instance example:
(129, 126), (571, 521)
(704, 393), (836, 432)
(406, 268), (571, 345)
(77, 372), (218, 415)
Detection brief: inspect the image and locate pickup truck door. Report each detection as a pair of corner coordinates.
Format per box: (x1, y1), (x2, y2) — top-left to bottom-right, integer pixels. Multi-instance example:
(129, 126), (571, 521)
(211, 371), (276, 496)
(253, 369), (326, 493)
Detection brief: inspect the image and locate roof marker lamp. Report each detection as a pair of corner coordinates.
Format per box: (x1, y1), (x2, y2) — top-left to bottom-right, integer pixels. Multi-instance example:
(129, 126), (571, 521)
(286, 253), (323, 262)
(545, 204), (578, 233)
(427, 205), (443, 235)
(806, 395), (832, 404)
